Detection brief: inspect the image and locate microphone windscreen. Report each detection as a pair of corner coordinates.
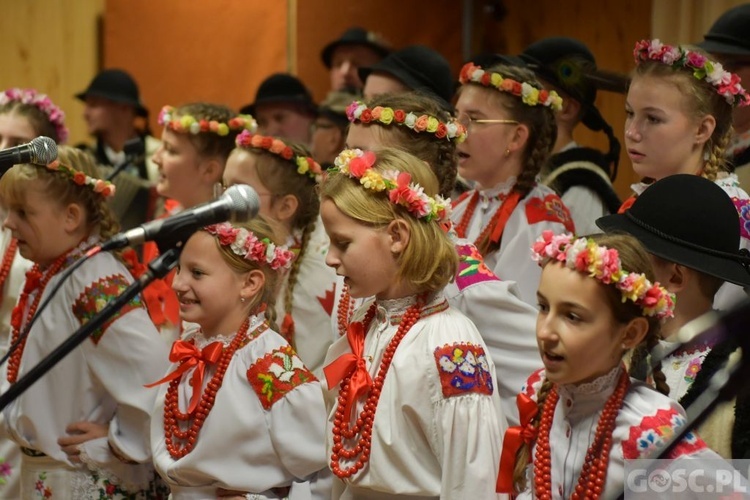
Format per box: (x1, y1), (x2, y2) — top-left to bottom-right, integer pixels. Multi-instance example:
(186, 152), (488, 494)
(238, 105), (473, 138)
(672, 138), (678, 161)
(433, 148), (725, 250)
(224, 184), (261, 222)
(30, 137), (58, 165)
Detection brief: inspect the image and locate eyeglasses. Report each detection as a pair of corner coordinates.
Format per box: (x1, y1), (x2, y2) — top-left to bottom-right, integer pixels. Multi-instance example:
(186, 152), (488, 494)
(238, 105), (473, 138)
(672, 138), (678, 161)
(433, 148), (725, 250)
(458, 116), (519, 132)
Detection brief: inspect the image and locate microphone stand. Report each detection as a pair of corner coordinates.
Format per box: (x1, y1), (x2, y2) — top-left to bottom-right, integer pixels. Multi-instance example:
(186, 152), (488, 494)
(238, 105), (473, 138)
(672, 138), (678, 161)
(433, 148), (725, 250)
(0, 247), (181, 412)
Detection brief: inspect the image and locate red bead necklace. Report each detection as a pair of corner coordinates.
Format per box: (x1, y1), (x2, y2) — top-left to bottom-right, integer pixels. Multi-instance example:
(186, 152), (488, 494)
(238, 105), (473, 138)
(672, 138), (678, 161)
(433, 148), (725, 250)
(336, 285), (356, 337)
(534, 369), (630, 500)
(163, 317), (258, 459)
(454, 190), (521, 247)
(7, 251), (70, 384)
(330, 298), (424, 479)
(0, 238), (18, 310)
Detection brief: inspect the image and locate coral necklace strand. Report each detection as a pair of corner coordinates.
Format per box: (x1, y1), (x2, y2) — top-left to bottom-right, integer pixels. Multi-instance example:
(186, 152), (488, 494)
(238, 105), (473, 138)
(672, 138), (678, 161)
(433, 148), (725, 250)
(0, 239), (18, 310)
(534, 369), (630, 500)
(7, 251), (70, 384)
(336, 285), (356, 336)
(163, 317), (254, 459)
(454, 190), (522, 247)
(330, 292), (424, 479)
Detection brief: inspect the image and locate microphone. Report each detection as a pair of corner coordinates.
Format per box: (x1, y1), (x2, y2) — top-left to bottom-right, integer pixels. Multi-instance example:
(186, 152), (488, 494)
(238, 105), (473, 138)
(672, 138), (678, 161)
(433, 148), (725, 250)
(0, 136), (58, 172)
(100, 184), (260, 251)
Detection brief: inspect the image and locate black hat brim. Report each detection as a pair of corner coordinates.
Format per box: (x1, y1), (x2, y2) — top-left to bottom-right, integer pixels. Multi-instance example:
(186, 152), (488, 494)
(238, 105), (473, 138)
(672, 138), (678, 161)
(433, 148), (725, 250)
(75, 89), (148, 117)
(358, 64), (452, 109)
(596, 213), (750, 288)
(239, 96), (318, 118)
(322, 40), (391, 69)
(697, 39), (750, 57)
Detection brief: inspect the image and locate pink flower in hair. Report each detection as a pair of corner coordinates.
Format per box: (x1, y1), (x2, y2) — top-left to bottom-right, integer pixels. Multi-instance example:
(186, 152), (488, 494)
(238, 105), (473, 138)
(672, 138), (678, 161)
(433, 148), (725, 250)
(348, 150), (376, 178)
(685, 51), (706, 69)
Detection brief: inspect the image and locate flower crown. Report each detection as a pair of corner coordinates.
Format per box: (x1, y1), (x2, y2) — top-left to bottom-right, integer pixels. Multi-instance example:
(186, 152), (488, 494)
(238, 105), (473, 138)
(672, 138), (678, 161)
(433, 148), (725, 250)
(158, 106), (258, 136)
(531, 231), (675, 319)
(346, 101), (467, 143)
(235, 130), (323, 181)
(0, 88), (68, 143)
(332, 148), (451, 223)
(43, 160), (116, 198)
(204, 223), (294, 271)
(459, 63), (563, 111)
(634, 39), (750, 107)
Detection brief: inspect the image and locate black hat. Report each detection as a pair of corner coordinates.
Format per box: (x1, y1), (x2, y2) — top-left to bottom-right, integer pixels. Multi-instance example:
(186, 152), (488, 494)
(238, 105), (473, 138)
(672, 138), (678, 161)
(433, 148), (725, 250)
(358, 45), (454, 109)
(321, 27), (391, 69)
(596, 175), (750, 287)
(239, 73), (317, 116)
(75, 69), (148, 117)
(698, 4), (750, 56)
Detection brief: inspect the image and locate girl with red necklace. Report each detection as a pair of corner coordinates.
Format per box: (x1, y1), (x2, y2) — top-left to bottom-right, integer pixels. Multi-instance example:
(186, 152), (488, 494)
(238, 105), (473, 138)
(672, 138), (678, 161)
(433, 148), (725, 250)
(342, 92), (543, 427)
(0, 146), (170, 497)
(0, 87), (68, 497)
(148, 217), (329, 499)
(497, 232), (727, 499)
(321, 148), (506, 498)
(224, 131), (336, 379)
(453, 63), (575, 307)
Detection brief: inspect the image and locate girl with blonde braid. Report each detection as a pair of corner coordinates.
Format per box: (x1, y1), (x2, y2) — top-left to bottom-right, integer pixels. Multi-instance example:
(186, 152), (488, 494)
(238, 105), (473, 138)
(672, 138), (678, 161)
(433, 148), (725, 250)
(0, 87), (68, 497)
(624, 40), (750, 309)
(497, 232), (732, 499)
(223, 131), (336, 377)
(0, 146), (170, 497)
(453, 63), (575, 306)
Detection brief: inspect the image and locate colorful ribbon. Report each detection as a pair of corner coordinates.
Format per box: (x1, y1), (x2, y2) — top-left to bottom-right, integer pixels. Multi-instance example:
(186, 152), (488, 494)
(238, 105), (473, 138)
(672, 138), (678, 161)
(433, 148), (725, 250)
(145, 340), (224, 414)
(323, 321), (373, 423)
(496, 392), (539, 493)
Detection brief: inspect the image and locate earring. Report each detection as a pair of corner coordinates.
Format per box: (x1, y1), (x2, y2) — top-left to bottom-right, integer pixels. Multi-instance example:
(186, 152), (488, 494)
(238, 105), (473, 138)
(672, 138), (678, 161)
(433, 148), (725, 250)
(504, 148), (510, 157)
(240, 296), (246, 303)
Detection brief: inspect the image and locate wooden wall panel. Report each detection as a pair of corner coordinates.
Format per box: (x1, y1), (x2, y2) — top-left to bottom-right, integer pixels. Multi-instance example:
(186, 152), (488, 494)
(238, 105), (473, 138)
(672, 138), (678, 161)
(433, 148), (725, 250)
(104, 0), (289, 134)
(296, 0), (465, 103)
(0, 0), (104, 145)
(480, 0), (652, 198)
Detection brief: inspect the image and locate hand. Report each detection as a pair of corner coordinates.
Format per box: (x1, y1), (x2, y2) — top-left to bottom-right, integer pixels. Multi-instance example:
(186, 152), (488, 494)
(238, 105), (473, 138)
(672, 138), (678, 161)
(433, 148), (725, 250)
(216, 487), (247, 499)
(57, 421), (109, 464)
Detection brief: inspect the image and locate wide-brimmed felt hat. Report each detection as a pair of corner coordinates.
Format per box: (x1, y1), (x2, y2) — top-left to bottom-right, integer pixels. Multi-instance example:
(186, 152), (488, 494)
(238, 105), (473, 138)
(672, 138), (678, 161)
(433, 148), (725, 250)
(75, 69), (148, 117)
(698, 4), (750, 57)
(239, 73), (317, 116)
(596, 174), (750, 287)
(321, 27), (391, 69)
(358, 45), (454, 110)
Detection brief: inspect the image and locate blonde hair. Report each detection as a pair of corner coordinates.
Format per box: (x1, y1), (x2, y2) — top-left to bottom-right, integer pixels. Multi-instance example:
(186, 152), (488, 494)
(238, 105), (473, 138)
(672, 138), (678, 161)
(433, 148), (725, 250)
(361, 91), (459, 198)
(205, 216), (283, 331)
(0, 146), (120, 241)
(239, 141), (319, 338)
(319, 147), (458, 293)
(511, 232), (666, 493)
(633, 55), (733, 181)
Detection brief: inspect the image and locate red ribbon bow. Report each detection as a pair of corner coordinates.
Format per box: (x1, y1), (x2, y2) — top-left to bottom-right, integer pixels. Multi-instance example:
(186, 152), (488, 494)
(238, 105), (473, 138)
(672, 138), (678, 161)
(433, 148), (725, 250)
(323, 321), (372, 423)
(145, 340), (224, 414)
(496, 392), (539, 493)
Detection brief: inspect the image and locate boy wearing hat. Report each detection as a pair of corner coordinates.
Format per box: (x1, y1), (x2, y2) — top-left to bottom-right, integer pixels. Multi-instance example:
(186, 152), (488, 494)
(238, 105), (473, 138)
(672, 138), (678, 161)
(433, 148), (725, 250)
(76, 68), (160, 229)
(597, 174), (750, 458)
(240, 73), (317, 146)
(698, 3), (750, 190)
(359, 45), (455, 111)
(321, 27), (391, 92)
(518, 37), (625, 235)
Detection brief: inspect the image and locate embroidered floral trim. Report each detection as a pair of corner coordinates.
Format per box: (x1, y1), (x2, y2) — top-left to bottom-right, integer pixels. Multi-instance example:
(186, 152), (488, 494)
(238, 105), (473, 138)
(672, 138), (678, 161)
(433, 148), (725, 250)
(204, 223), (294, 270)
(0, 88), (68, 143)
(622, 407), (708, 459)
(0, 458), (10, 485)
(532, 231), (676, 319)
(522, 368), (544, 399)
(72, 274), (144, 344)
(247, 345), (316, 409)
(332, 148), (452, 223)
(34, 471), (52, 499)
(158, 105), (257, 136)
(634, 39), (750, 107)
(434, 343), (494, 397)
(346, 100), (467, 143)
(44, 160), (116, 198)
(455, 243), (498, 291)
(235, 130), (323, 181)
(525, 194), (575, 233)
(459, 63), (563, 111)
